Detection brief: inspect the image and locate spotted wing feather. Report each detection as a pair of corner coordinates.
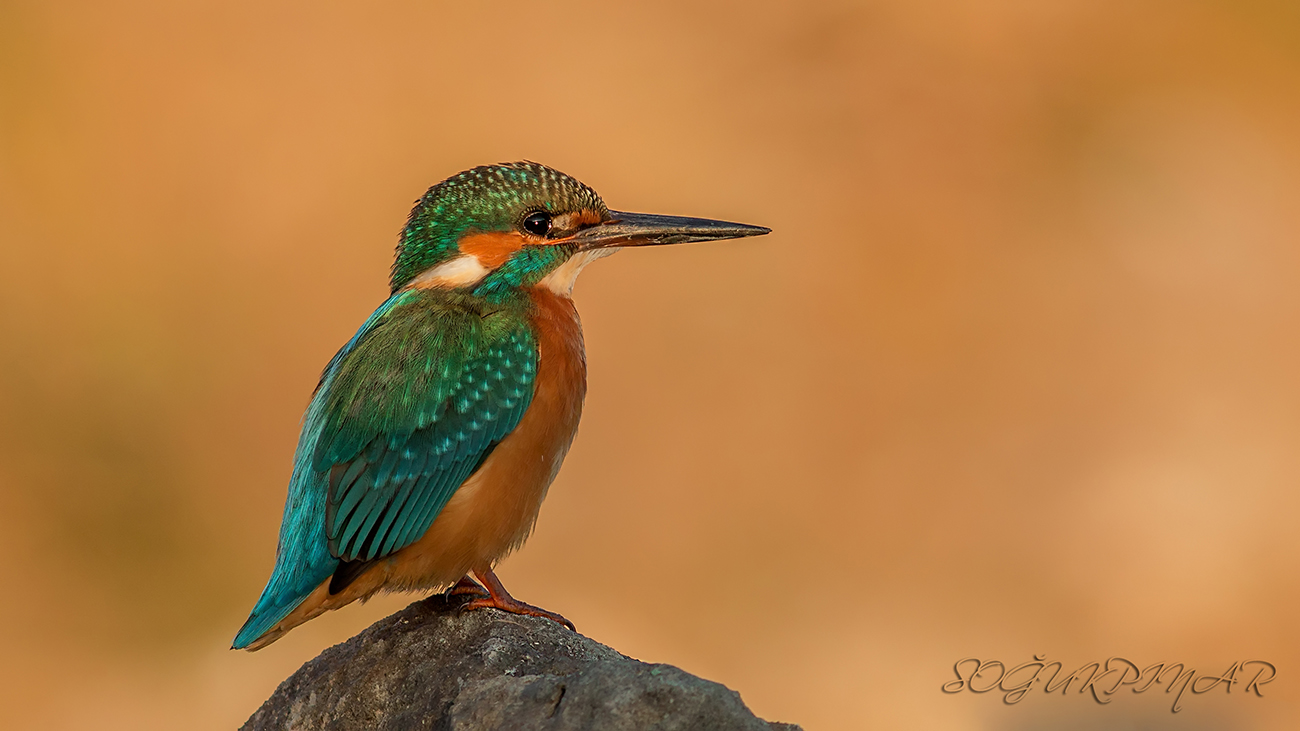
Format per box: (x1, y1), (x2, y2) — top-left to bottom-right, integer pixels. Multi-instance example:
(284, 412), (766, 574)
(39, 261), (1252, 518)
(232, 290), (536, 649)
(315, 294), (537, 562)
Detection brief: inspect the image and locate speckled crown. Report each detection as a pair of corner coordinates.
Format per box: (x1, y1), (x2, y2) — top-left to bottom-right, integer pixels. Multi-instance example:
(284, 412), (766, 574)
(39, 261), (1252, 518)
(390, 162), (606, 292)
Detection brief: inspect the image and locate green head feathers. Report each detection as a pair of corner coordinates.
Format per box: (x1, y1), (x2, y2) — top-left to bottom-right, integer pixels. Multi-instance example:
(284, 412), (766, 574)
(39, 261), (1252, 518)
(392, 161), (607, 294)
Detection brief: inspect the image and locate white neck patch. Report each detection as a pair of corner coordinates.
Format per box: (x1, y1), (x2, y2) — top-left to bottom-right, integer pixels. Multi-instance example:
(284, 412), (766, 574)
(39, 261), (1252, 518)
(539, 248), (620, 296)
(407, 254), (490, 289)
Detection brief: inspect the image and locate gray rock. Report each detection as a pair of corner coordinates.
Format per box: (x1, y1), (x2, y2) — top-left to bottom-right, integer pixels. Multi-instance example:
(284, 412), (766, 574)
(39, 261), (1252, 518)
(242, 593), (801, 731)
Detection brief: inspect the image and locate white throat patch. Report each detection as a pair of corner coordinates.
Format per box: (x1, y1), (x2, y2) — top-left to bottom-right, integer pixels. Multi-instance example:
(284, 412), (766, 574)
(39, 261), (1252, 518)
(539, 248), (620, 296)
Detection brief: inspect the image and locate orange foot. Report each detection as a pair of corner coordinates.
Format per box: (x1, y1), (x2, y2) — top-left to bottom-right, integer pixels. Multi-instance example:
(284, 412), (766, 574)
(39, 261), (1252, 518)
(447, 576), (490, 599)
(459, 568), (576, 631)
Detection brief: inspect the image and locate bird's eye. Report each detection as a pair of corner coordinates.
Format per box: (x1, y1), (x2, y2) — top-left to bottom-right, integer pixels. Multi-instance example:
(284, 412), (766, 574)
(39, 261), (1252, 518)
(522, 211), (552, 236)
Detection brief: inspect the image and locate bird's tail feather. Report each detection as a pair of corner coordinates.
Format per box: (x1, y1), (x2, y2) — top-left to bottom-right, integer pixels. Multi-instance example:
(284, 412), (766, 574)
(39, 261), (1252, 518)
(234, 440), (340, 650)
(232, 594), (303, 651)
(232, 560), (336, 650)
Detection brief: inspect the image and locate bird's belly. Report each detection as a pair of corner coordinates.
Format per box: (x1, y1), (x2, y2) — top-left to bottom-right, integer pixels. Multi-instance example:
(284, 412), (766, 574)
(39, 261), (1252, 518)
(383, 288), (587, 591)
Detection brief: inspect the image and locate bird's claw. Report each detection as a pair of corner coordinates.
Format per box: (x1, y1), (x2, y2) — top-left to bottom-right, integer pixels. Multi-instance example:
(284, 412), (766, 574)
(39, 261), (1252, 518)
(459, 595), (576, 631)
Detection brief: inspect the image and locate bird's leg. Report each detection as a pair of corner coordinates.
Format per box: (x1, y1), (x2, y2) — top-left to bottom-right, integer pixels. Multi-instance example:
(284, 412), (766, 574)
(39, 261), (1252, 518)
(447, 575), (490, 599)
(459, 568), (576, 631)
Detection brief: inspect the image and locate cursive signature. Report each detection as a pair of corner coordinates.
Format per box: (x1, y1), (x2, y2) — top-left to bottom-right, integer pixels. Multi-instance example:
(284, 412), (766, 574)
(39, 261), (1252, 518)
(942, 656), (1276, 713)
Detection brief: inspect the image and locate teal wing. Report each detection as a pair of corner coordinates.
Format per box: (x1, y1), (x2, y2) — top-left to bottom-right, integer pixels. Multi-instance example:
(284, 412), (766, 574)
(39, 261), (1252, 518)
(233, 289), (536, 649)
(314, 292), (537, 563)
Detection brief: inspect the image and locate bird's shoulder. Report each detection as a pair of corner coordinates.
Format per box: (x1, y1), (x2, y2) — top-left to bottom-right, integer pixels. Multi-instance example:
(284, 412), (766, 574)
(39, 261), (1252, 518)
(308, 288), (539, 472)
(319, 288), (533, 382)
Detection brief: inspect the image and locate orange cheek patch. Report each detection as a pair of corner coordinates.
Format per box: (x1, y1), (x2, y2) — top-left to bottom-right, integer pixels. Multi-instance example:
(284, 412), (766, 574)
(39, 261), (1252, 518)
(572, 209), (604, 226)
(458, 231), (526, 268)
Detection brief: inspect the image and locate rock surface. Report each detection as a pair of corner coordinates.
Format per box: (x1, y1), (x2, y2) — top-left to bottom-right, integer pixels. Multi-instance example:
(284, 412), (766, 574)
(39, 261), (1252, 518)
(242, 593), (800, 731)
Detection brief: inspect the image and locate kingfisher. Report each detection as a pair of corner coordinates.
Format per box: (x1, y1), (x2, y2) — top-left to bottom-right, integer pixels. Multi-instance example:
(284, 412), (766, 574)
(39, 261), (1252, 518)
(232, 161), (769, 650)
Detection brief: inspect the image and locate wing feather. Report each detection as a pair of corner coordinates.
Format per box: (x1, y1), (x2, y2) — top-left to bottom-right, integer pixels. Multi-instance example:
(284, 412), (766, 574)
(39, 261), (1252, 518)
(235, 289), (540, 648)
(317, 291), (537, 564)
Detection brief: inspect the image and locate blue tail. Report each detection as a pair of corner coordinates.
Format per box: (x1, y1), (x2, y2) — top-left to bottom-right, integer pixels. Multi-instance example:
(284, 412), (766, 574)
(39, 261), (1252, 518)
(233, 428), (339, 649)
(232, 565), (333, 649)
(233, 296), (401, 649)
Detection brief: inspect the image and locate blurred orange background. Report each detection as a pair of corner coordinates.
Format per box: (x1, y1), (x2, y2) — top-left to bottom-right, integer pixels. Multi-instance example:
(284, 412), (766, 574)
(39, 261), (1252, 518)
(2, 1), (1298, 729)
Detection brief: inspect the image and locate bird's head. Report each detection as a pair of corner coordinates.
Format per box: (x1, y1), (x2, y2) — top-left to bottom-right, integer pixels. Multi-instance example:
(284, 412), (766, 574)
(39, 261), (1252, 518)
(391, 161), (769, 297)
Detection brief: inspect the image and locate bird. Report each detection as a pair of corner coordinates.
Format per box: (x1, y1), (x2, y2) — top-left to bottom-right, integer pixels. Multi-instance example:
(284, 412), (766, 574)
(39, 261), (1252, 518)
(232, 161), (770, 650)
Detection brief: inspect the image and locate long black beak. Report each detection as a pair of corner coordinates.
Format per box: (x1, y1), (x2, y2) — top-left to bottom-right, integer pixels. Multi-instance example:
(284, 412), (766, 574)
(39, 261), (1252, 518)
(568, 210), (771, 249)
